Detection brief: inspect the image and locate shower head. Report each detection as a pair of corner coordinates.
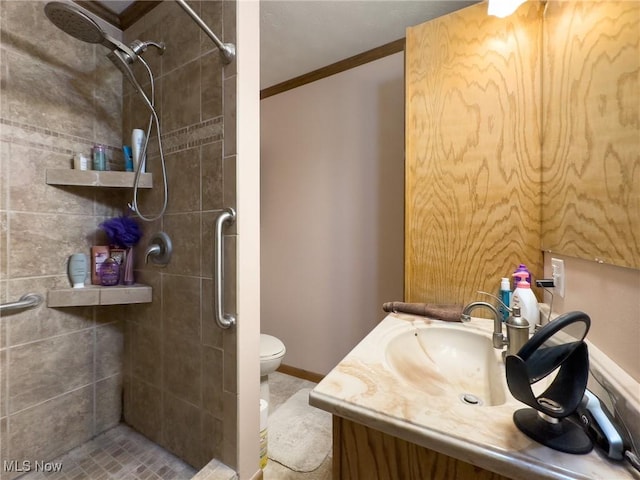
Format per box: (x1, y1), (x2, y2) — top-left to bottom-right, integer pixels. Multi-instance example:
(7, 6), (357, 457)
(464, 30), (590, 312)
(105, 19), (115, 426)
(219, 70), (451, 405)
(44, 2), (138, 60)
(44, 2), (105, 44)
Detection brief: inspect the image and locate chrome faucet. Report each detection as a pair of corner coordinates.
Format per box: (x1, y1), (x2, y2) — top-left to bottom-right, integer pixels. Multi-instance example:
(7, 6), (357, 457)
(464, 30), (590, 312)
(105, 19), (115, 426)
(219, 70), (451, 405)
(144, 232), (172, 265)
(461, 298), (530, 356)
(461, 301), (506, 350)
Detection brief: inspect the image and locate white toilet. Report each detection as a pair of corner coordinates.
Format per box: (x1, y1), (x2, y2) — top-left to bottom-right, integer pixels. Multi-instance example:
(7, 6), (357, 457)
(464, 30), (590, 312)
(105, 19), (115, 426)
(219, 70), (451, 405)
(260, 334), (286, 402)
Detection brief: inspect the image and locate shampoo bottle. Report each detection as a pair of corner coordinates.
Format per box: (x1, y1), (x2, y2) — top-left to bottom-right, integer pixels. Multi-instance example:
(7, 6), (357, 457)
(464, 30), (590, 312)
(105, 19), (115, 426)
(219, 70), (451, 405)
(131, 129), (146, 173)
(511, 271), (539, 334)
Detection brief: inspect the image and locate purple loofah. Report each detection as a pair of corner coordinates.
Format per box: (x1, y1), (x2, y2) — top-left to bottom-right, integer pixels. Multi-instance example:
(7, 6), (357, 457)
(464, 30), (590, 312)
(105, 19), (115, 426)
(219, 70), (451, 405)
(99, 216), (142, 248)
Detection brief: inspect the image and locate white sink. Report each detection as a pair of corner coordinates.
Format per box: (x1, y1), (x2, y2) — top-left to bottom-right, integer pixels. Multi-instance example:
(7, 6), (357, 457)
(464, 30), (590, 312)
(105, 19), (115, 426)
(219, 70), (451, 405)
(385, 325), (507, 406)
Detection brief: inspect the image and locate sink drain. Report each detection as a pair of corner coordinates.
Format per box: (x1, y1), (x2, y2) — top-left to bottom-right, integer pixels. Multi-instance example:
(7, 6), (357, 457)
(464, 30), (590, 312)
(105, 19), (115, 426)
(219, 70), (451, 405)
(460, 393), (484, 406)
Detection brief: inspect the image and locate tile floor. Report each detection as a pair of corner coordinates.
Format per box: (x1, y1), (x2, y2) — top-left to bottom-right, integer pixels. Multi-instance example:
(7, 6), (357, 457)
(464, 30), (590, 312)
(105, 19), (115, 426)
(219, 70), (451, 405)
(17, 424), (196, 480)
(14, 372), (330, 480)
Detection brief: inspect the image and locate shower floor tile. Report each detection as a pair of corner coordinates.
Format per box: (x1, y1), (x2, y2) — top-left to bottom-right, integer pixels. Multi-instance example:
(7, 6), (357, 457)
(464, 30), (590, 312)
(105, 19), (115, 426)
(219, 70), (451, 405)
(17, 424), (196, 480)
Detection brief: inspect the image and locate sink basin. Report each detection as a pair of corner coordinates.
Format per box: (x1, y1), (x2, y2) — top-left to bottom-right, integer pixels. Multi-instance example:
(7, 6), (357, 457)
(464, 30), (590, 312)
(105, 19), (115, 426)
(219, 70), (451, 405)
(385, 325), (507, 406)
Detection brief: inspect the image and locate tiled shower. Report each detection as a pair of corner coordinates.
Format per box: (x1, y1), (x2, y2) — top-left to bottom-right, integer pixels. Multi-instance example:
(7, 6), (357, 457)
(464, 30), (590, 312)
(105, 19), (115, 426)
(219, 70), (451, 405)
(0, 0), (238, 476)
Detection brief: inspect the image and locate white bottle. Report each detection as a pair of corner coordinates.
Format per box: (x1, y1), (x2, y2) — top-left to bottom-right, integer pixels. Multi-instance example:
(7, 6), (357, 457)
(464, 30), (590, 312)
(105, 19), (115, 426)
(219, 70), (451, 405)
(131, 129), (146, 173)
(68, 253), (88, 288)
(510, 271), (539, 334)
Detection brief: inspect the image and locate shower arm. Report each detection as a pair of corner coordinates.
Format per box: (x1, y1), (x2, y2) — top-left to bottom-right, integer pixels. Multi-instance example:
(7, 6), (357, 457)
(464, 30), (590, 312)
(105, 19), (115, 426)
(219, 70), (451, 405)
(175, 0), (235, 64)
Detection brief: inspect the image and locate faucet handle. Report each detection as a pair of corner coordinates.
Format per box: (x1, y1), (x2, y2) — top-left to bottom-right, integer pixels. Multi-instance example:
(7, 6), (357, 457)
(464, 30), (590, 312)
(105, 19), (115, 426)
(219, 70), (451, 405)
(145, 232), (172, 265)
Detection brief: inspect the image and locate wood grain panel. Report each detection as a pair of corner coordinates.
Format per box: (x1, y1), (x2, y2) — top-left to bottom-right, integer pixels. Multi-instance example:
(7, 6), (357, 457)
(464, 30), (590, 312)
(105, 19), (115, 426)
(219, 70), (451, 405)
(542, 2), (640, 269)
(333, 417), (511, 480)
(405, 3), (543, 305)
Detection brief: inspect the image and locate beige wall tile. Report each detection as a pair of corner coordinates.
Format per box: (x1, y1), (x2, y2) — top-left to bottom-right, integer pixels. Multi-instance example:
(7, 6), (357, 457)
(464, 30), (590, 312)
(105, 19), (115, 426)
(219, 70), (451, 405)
(201, 412), (223, 463)
(123, 380), (162, 444)
(1, 0), (126, 465)
(201, 279), (222, 349)
(222, 155), (236, 218)
(96, 321), (124, 380)
(1, 48), (94, 140)
(164, 336), (202, 406)
(119, 0), (237, 467)
(8, 146), (93, 214)
(8, 386), (93, 466)
(201, 142), (223, 212)
(166, 148), (201, 213)
(124, 270), (162, 329)
(223, 77), (236, 157)
(0, 1), (94, 74)
(156, 1), (201, 75)
(202, 346), (223, 417)
(162, 392), (205, 468)
(162, 61), (201, 133)
(8, 212), (97, 278)
(222, 1), (237, 79)
(129, 321), (163, 387)
(163, 213), (202, 276)
(95, 375), (122, 434)
(163, 274), (201, 341)
(8, 330), (93, 413)
(201, 52), (223, 120)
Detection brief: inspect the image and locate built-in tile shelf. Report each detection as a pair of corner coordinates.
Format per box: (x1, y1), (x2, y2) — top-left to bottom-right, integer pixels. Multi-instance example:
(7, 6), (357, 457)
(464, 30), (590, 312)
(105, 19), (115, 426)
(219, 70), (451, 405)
(46, 169), (153, 188)
(47, 284), (152, 307)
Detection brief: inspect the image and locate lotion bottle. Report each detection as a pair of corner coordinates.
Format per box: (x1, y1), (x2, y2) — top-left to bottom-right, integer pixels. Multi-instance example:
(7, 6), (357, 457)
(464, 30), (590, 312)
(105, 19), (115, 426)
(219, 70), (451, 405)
(511, 271), (539, 334)
(68, 253), (88, 288)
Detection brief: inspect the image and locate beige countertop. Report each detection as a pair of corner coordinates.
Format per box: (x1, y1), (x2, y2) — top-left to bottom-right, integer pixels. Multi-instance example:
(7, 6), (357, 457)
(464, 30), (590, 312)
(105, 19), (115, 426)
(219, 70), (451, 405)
(309, 313), (639, 480)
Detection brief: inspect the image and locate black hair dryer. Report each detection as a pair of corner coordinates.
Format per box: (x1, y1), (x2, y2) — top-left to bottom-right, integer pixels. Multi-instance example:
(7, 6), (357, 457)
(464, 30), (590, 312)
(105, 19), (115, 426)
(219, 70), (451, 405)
(505, 311), (593, 454)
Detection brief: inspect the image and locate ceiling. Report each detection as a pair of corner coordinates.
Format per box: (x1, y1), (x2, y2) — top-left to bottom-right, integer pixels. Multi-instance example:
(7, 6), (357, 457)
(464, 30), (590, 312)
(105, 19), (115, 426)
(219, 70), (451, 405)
(97, 0), (477, 89)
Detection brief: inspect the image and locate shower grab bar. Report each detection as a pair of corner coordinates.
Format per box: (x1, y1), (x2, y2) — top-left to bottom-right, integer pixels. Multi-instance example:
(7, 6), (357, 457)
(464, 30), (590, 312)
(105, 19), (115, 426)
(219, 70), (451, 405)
(175, 0), (236, 64)
(0, 293), (44, 313)
(214, 208), (237, 329)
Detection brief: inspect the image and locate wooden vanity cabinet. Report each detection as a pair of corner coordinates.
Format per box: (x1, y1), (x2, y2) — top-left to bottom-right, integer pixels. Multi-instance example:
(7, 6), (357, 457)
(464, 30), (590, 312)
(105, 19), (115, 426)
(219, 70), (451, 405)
(332, 416), (511, 480)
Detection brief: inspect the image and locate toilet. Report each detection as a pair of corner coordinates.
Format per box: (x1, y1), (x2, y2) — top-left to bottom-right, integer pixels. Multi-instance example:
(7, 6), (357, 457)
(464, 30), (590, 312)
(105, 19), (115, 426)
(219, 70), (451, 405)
(260, 334), (286, 402)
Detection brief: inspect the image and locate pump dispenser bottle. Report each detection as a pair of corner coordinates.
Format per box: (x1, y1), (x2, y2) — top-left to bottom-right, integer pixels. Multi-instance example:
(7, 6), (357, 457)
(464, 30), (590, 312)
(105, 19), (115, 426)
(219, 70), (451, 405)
(511, 271), (539, 334)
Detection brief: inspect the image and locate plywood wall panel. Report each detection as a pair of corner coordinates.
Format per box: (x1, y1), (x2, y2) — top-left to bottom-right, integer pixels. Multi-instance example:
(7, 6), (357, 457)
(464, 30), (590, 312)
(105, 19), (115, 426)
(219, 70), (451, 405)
(405, 2), (543, 304)
(542, 1), (640, 269)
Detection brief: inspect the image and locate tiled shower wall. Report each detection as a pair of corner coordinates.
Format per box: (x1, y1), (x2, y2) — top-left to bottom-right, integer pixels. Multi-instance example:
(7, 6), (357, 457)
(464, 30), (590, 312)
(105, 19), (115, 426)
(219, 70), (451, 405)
(122, 0), (238, 470)
(0, 1), (126, 478)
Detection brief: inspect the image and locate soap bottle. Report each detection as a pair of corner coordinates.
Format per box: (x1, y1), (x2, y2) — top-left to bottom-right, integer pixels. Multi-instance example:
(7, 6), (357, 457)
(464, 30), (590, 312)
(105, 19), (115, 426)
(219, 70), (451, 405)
(511, 271), (539, 334)
(505, 306), (530, 356)
(513, 263), (531, 288)
(499, 277), (511, 322)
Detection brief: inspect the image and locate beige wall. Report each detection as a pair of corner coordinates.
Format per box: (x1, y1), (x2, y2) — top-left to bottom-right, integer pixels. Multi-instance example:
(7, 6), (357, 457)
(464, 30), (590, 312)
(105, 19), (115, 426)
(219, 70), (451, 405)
(543, 253), (640, 383)
(0, 1), (125, 476)
(122, 1), (238, 470)
(261, 53), (405, 375)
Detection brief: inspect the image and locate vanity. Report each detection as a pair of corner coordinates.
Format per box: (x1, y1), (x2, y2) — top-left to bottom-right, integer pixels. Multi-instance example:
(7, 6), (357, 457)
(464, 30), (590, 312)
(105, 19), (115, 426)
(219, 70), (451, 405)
(309, 313), (639, 480)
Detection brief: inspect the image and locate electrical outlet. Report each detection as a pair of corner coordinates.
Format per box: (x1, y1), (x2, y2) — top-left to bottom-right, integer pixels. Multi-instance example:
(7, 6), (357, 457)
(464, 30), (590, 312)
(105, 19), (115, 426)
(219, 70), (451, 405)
(551, 258), (565, 298)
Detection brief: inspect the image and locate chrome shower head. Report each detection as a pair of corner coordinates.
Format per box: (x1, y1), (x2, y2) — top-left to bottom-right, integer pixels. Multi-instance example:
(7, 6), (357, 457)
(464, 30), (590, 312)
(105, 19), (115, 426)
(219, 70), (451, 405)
(44, 2), (106, 44)
(44, 1), (138, 60)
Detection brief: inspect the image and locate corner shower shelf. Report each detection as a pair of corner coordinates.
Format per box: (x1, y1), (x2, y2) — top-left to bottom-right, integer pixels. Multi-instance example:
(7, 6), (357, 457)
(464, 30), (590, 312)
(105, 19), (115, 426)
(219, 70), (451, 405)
(46, 169), (153, 188)
(47, 284), (152, 307)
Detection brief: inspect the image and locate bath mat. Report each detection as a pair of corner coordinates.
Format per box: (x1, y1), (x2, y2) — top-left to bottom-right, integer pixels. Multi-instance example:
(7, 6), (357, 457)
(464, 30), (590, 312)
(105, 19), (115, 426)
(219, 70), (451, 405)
(267, 388), (332, 472)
